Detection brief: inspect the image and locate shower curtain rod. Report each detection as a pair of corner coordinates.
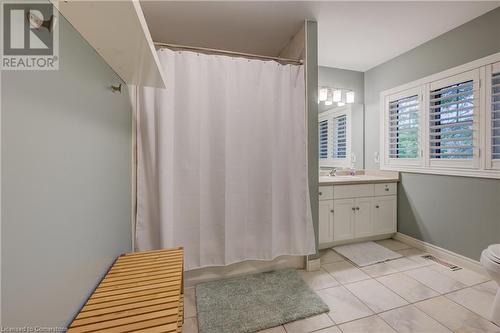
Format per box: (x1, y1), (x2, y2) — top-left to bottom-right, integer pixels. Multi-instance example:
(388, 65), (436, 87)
(154, 41), (304, 65)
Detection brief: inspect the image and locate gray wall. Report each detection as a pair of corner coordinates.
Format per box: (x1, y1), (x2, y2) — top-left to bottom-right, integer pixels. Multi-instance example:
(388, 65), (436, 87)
(364, 7), (500, 260)
(398, 173), (500, 260)
(2, 12), (132, 327)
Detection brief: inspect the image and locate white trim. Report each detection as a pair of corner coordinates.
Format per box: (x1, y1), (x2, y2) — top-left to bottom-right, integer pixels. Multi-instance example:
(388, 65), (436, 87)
(393, 232), (487, 276)
(479, 66), (487, 171)
(494, 62), (500, 73)
(381, 165), (500, 179)
(486, 64), (493, 169)
(429, 70), (476, 90)
(380, 51), (500, 179)
(306, 258), (321, 272)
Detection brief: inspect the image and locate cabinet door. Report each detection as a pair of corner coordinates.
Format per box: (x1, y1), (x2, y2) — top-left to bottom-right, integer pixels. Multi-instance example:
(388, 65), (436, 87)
(354, 197), (374, 238)
(373, 195), (397, 234)
(319, 200), (334, 244)
(333, 199), (355, 241)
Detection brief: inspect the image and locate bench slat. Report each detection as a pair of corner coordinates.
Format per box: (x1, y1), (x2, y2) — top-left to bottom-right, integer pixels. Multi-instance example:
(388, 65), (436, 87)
(100, 269), (182, 284)
(77, 296), (179, 319)
(97, 276), (181, 292)
(114, 251), (183, 264)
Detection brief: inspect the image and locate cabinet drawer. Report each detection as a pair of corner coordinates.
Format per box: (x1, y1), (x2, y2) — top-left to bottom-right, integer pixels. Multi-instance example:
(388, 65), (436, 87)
(374, 183), (397, 196)
(334, 184), (374, 199)
(318, 186), (334, 200)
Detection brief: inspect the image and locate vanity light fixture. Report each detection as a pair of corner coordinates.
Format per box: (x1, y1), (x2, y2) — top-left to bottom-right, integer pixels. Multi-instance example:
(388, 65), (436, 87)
(318, 86), (356, 107)
(346, 91), (355, 104)
(319, 88), (328, 101)
(332, 89), (342, 102)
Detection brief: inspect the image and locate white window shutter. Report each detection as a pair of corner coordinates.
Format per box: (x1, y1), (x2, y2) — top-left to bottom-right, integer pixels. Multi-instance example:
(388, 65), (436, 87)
(319, 119), (329, 159)
(388, 95), (420, 159)
(492, 71), (500, 161)
(333, 115), (347, 159)
(429, 80), (476, 160)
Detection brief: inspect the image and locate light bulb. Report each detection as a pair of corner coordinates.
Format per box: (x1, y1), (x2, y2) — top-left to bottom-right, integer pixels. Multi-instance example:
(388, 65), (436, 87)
(319, 88), (328, 101)
(333, 90), (342, 102)
(346, 91), (355, 104)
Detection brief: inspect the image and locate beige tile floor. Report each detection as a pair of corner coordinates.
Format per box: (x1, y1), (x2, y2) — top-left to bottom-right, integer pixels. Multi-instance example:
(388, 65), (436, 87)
(182, 239), (500, 333)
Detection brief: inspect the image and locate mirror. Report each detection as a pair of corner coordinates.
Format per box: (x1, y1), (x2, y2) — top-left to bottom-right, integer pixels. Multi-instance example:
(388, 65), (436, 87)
(318, 66), (365, 171)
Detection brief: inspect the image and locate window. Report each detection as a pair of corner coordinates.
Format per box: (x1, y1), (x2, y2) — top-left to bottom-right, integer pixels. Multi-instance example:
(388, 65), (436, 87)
(428, 71), (479, 169)
(487, 62), (500, 170)
(319, 119), (329, 159)
(429, 80), (475, 160)
(319, 107), (351, 167)
(380, 53), (500, 179)
(492, 70), (500, 160)
(388, 94), (420, 159)
(383, 87), (422, 167)
(333, 115), (347, 159)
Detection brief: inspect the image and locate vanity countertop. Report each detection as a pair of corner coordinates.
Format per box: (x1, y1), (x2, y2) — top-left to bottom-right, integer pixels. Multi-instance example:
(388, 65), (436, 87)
(319, 171), (399, 185)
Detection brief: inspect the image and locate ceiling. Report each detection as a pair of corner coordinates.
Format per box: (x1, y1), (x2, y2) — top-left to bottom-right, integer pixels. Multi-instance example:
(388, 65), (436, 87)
(141, 1), (500, 72)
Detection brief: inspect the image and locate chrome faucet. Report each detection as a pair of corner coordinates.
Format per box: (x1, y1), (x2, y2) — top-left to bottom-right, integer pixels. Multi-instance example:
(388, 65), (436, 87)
(329, 168), (337, 177)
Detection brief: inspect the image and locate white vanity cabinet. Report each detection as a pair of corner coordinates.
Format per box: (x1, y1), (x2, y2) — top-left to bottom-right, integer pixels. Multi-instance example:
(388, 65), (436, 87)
(373, 195), (397, 234)
(319, 200), (334, 244)
(318, 182), (397, 248)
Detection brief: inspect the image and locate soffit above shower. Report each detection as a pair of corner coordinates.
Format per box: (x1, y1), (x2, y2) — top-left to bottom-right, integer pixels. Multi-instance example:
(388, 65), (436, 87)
(140, 1), (308, 59)
(51, 0), (166, 88)
(140, 1), (499, 72)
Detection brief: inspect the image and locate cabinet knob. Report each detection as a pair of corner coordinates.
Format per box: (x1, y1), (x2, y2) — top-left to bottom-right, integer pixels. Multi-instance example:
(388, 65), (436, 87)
(356, 207), (360, 210)
(330, 209), (334, 213)
(385, 188), (389, 191)
(352, 207), (356, 211)
(375, 205), (380, 208)
(318, 192), (322, 196)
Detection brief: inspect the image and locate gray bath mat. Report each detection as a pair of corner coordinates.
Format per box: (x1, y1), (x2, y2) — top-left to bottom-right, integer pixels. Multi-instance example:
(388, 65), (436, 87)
(334, 241), (402, 267)
(195, 269), (329, 333)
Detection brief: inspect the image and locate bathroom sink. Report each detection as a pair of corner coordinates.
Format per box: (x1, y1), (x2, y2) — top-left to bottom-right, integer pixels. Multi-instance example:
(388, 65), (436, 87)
(319, 175), (361, 181)
(333, 175), (361, 179)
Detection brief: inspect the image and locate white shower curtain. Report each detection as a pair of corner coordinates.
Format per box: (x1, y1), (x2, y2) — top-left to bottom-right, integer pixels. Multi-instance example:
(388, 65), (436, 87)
(136, 49), (315, 270)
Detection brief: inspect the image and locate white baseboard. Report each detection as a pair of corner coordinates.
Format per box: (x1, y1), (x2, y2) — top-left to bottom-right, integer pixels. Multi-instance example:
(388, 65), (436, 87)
(306, 258), (321, 272)
(185, 234), (488, 287)
(394, 232), (487, 276)
(184, 255), (305, 287)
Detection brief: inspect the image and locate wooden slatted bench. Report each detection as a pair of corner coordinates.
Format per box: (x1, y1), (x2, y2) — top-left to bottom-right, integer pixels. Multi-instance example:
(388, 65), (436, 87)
(68, 247), (184, 333)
